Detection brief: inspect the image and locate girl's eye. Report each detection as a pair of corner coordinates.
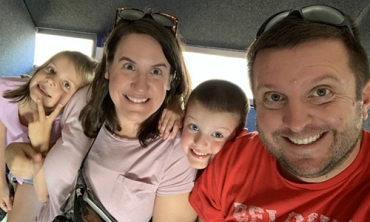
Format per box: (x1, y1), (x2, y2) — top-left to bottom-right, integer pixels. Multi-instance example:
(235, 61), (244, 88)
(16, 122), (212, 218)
(124, 64), (135, 71)
(47, 67), (56, 74)
(189, 124), (199, 131)
(212, 132), (224, 138)
(151, 69), (162, 75)
(313, 88), (331, 97)
(63, 81), (71, 89)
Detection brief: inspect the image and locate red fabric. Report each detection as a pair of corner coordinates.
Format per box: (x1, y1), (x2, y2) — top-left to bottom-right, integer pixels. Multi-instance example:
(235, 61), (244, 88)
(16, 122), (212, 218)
(189, 131), (370, 221)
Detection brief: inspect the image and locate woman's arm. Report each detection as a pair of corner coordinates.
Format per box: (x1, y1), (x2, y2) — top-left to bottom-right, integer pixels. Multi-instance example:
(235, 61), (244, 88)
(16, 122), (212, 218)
(152, 192), (197, 222)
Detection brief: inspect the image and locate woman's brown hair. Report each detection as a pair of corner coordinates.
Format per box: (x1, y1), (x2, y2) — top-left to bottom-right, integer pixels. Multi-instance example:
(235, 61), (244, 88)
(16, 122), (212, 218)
(79, 18), (191, 146)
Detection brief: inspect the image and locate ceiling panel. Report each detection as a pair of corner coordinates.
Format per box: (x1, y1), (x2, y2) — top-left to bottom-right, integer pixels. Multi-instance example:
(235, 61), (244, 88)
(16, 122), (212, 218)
(24, 0), (370, 55)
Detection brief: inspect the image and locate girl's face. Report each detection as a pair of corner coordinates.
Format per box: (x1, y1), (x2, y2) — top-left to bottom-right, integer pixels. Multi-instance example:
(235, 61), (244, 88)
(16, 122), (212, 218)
(29, 56), (82, 109)
(105, 34), (172, 134)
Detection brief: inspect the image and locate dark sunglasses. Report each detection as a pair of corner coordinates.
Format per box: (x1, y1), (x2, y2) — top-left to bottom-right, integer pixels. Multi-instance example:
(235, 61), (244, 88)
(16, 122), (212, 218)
(115, 8), (178, 36)
(256, 5), (354, 39)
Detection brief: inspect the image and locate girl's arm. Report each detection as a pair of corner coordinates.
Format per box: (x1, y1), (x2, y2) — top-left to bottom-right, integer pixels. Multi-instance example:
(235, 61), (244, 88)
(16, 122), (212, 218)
(28, 99), (63, 201)
(0, 120), (12, 212)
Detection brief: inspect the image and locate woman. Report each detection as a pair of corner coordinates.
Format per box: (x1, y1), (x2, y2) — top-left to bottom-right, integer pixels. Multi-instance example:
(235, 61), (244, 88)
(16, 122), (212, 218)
(6, 9), (197, 222)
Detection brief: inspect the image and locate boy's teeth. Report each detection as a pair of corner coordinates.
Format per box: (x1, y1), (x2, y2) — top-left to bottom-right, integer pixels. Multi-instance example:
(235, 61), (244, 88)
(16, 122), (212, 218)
(192, 149), (208, 156)
(289, 134), (321, 145)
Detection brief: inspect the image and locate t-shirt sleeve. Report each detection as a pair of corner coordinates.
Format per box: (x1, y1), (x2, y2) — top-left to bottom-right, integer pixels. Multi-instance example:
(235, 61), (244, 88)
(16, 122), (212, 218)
(156, 135), (197, 196)
(189, 140), (235, 221)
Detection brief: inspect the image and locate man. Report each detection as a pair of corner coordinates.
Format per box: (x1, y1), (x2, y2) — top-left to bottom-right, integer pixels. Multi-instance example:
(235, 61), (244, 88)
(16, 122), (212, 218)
(189, 5), (370, 221)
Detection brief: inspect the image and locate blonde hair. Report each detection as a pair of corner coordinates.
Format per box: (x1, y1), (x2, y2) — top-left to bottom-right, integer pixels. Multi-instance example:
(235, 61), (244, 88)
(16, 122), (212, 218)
(3, 51), (97, 103)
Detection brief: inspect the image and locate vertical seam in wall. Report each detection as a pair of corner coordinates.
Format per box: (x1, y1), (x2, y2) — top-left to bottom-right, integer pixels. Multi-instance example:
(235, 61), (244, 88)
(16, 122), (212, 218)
(23, 0), (37, 27)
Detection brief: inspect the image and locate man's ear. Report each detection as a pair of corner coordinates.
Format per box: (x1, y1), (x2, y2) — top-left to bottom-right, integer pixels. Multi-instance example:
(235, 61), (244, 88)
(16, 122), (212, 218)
(361, 81), (370, 120)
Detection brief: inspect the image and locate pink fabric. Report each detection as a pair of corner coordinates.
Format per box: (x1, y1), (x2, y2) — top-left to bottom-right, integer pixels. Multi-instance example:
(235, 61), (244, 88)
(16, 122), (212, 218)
(39, 86), (196, 221)
(190, 131), (370, 221)
(0, 77), (62, 183)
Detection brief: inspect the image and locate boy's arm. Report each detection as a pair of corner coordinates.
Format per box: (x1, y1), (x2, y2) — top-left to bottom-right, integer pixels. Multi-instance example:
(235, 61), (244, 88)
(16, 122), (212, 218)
(159, 95), (184, 140)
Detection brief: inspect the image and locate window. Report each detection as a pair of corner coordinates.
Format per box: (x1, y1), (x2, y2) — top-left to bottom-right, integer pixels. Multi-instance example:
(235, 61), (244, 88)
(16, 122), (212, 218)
(33, 29), (96, 66)
(184, 46), (253, 100)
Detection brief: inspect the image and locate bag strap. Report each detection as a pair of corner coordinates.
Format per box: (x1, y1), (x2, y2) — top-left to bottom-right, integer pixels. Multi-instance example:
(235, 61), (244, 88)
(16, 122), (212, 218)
(79, 125), (102, 169)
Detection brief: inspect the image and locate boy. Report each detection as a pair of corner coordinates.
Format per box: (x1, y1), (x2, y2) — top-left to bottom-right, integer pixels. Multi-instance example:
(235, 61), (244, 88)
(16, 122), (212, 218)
(181, 79), (250, 169)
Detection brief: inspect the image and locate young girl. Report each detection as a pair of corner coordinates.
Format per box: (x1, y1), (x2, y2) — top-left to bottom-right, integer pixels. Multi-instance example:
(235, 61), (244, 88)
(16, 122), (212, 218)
(181, 79), (250, 169)
(0, 50), (97, 221)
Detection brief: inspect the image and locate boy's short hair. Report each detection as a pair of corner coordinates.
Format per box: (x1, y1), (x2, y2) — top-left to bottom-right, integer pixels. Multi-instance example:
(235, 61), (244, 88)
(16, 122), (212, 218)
(186, 79), (250, 133)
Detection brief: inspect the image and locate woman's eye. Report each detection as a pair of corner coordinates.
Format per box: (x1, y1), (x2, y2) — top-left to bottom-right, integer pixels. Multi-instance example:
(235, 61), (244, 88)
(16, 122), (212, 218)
(213, 132), (224, 138)
(63, 81), (71, 89)
(124, 64), (135, 70)
(189, 124), (199, 131)
(313, 88), (331, 97)
(151, 69), (162, 75)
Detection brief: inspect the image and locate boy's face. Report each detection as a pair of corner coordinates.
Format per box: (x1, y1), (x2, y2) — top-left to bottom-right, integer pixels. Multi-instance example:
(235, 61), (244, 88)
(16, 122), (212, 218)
(181, 101), (240, 169)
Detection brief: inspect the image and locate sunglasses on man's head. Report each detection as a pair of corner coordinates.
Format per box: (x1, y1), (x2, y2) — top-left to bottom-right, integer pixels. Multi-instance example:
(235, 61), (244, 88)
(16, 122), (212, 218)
(256, 5), (354, 39)
(114, 8), (178, 36)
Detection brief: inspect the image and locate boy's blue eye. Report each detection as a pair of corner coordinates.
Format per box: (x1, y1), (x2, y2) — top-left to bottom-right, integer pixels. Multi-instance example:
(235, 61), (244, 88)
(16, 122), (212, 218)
(213, 132), (223, 138)
(189, 124), (199, 131)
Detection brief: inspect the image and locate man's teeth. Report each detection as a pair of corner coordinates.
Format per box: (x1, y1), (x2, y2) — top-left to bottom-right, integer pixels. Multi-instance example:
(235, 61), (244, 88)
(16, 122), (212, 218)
(192, 149), (208, 156)
(127, 96), (148, 103)
(289, 134), (321, 145)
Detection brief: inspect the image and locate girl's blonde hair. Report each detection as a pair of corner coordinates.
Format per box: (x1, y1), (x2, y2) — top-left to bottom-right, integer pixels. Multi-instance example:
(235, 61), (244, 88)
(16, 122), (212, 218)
(3, 51), (97, 103)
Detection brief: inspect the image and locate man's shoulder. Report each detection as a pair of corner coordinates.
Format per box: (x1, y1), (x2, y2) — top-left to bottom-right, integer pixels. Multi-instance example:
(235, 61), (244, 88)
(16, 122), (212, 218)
(211, 131), (266, 167)
(227, 131), (263, 152)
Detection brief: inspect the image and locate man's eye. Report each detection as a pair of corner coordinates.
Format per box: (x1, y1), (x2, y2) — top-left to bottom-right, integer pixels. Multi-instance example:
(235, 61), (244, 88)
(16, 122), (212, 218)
(212, 132), (223, 138)
(313, 88), (331, 97)
(266, 93), (282, 102)
(189, 124), (199, 131)
(63, 82), (71, 89)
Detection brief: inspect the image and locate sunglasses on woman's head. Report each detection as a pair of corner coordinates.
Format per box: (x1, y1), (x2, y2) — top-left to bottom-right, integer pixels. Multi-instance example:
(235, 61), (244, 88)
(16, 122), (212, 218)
(256, 5), (354, 39)
(114, 8), (178, 36)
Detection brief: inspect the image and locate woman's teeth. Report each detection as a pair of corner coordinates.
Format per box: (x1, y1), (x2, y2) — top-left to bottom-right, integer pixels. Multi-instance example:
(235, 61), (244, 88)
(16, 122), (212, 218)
(127, 96), (148, 103)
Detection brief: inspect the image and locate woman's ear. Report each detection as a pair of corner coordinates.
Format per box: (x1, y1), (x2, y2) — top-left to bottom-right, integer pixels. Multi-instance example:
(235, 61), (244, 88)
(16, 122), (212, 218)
(105, 63), (110, 80)
(361, 80), (370, 120)
(167, 72), (174, 91)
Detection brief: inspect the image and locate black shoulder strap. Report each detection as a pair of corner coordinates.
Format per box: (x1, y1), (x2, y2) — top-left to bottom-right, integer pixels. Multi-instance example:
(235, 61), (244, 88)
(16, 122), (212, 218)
(79, 125), (102, 169)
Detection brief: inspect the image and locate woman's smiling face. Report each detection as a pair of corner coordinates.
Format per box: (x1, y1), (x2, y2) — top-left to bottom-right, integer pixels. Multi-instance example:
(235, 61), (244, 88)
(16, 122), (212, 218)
(105, 33), (172, 133)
